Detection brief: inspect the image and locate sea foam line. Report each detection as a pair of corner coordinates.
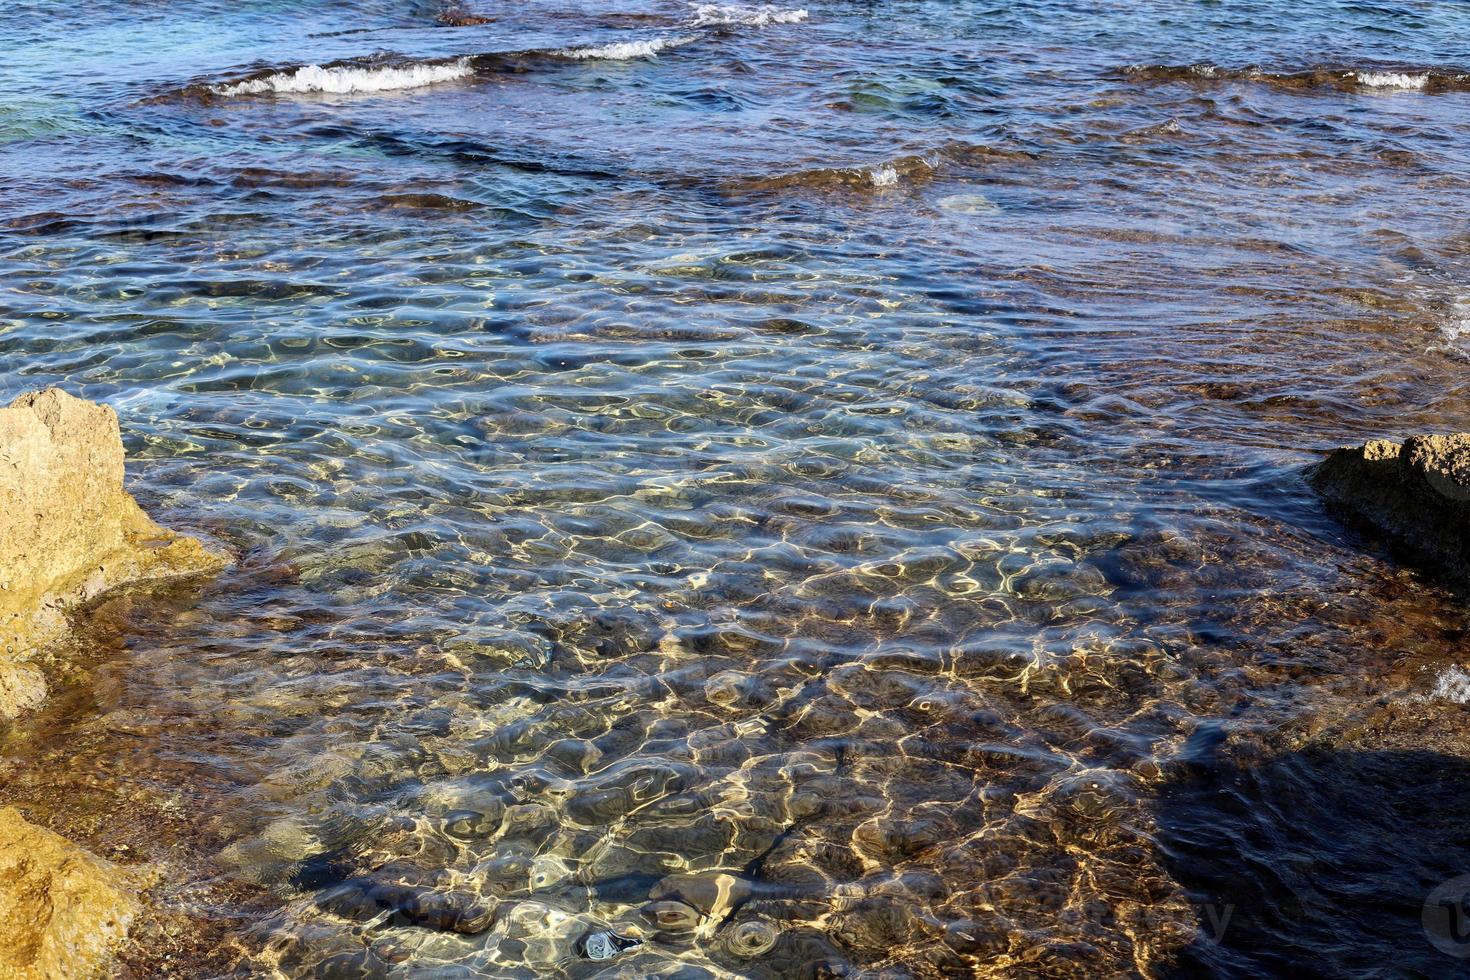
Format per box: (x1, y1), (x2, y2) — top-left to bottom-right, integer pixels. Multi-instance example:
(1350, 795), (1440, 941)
(868, 165), (899, 187)
(555, 36), (696, 60)
(690, 4), (808, 26)
(1436, 299), (1470, 357)
(211, 58), (474, 96)
(1353, 70), (1429, 90)
(1427, 665), (1470, 703)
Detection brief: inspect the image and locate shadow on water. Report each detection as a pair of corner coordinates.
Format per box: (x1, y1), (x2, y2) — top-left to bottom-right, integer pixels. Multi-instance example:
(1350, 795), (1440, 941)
(1156, 745), (1470, 978)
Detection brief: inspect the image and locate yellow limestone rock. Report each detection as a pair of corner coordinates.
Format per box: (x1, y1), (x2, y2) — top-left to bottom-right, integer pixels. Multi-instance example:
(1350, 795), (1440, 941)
(0, 386), (224, 716)
(0, 807), (140, 980)
(0, 390), (222, 976)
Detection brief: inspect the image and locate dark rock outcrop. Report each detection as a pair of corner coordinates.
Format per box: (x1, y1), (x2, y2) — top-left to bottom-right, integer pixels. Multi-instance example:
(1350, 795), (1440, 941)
(1310, 433), (1470, 588)
(437, 7), (493, 26)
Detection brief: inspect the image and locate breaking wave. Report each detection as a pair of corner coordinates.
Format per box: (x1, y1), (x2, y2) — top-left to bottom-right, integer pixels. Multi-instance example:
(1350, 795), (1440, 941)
(1353, 70), (1428, 90)
(1427, 665), (1470, 703)
(177, 3), (806, 102)
(689, 4), (808, 27)
(1434, 299), (1470, 358)
(1123, 63), (1470, 93)
(868, 164), (900, 187)
(555, 36), (696, 60)
(210, 58), (474, 96)
(182, 36), (695, 100)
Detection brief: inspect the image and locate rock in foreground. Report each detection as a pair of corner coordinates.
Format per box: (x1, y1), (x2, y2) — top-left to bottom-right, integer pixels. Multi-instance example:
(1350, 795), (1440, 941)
(0, 807), (140, 980)
(0, 387), (224, 718)
(1310, 433), (1470, 588)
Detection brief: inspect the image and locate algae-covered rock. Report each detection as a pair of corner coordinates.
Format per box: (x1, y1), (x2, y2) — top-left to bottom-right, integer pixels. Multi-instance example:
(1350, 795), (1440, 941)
(437, 7), (493, 26)
(1309, 433), (1470, 588)
(0, 807), (140, 980)
(0, 387), (224, 718)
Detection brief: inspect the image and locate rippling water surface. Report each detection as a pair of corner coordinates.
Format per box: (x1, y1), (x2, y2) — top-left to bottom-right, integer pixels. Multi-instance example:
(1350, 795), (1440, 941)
(4, 1), (1470, 977)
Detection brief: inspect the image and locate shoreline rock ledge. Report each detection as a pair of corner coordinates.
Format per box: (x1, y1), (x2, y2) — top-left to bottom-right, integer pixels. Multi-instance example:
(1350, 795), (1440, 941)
(0, 387), (225, 980)
(1309, 433), (1470, 589)
(0, 387), (224, 718)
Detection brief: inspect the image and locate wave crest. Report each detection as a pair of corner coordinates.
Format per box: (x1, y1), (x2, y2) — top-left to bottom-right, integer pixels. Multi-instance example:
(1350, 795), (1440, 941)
(211, 58), (474, 96)
(182, 2), (805, 103)
(1434, 299), (1470, 359)
(1352, 70), (1428, 90)
(1123, 63), (1470, 93)
(1428, 665), (1470, 703)
(690, 4), (808, 27)
(555, 36), (695, 60)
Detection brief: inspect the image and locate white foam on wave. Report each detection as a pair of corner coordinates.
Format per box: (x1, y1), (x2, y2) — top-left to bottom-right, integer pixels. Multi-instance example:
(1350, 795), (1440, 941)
(1436, 298), (1470, 357)
(1427, 666), (1470, 703)
(868, 165), (899, 188)
(556, 36), (695, 60)
(690, 4), (808, 26)
(1353, 70), (1428, 90)
(212, 59), (473, 96)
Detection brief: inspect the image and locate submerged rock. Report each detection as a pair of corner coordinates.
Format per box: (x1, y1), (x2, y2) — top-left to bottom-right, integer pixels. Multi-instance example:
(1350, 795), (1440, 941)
(0, 807), (140, 980)
(317, 876), (496, 934)
(436, 5), (492, 26)
(1310, 434), (1470, 589)
(649, 872), (752, 921)
(0, 388), (224, 718)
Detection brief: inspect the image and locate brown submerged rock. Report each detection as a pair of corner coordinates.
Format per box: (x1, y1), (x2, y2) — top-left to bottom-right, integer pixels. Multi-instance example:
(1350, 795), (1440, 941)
(0, 387), (224, 718)
(437, 7), (493, 26)
(1310, 433), (1470, 588)
(0, 807), (141, 980)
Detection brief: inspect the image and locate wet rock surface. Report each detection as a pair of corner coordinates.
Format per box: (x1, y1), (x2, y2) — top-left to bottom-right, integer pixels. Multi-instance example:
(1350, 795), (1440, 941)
(0, 389), (226, 978)
(1310, 434), (1470, 590)
(0, 806), (140, 980)
(0, 387), (224, 718)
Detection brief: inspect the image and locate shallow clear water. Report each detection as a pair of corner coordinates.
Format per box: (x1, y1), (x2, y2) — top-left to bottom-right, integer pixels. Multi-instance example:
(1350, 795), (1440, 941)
(3, 1), (1470, 977)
